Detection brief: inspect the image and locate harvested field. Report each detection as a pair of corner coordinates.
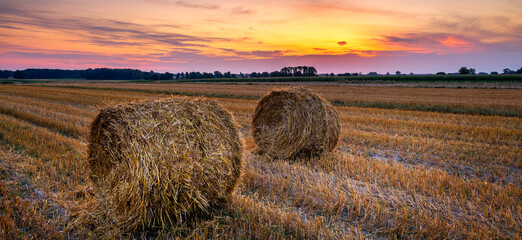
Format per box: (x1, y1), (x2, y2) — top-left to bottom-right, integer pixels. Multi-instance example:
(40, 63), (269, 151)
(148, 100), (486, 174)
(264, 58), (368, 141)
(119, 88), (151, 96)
(36, 82), (522, 116)
(0, 84), (520, 239)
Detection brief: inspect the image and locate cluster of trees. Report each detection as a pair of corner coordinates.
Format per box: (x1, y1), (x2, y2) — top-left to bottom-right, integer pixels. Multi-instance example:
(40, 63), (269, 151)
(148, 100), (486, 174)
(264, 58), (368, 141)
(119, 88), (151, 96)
(85, 68), (173, 80)
(177, 66), (317, 79)
(177, 71), (237, 79)
(337, 72), (359, 76)
(502, 67), (522, 74)
(0, 70), (13, 78)
(458, 67), (477, 75)
(279, 66), (317, 77)
(0, 68), (174, 80)
(249, 72), (270, 78)
(261, 66), (318, 77)
(458, 66), (522, 75)
(14, 69), (84, 79)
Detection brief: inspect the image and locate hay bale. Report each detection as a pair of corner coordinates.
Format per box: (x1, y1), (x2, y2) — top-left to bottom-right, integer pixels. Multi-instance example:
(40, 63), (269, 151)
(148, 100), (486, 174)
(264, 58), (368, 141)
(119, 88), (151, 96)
(88, 97), (242, 230)
(252, 87), (340, 159)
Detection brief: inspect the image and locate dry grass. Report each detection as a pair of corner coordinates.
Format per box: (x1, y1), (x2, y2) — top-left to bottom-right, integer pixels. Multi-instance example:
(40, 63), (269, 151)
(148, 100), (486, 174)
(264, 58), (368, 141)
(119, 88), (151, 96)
(37, 82), (522, 114)
(0, 84), (520, 239)
(252, 87), (340, 159)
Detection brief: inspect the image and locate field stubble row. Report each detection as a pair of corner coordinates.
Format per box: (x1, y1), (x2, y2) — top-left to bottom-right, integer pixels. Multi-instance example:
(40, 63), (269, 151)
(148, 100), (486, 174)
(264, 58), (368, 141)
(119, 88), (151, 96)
(37, 83), (522, 116)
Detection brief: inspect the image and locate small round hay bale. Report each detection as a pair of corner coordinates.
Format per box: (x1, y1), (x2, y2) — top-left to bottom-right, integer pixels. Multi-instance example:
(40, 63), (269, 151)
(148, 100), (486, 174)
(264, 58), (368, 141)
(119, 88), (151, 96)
(88, 97), (242, 230)
(252, 87), (340, 159)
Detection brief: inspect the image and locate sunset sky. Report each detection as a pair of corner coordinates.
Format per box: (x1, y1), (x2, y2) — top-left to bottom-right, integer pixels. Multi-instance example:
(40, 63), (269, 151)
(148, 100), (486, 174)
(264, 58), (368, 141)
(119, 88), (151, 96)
(1, 0), (521, 74)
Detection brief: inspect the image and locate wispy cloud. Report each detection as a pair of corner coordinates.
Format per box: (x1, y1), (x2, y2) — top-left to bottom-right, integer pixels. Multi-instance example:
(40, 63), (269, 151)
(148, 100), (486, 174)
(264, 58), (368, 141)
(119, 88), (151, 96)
(0, 2), (23, 14)
(296, 0), (411, 17)
(232, 6), (254, 15)
(0, 25), (22, 30)
(0, 10), (228, 49)
(377, 33), (482, 53)
(217, 48), (295, 59)
(148, 0), (219, 9)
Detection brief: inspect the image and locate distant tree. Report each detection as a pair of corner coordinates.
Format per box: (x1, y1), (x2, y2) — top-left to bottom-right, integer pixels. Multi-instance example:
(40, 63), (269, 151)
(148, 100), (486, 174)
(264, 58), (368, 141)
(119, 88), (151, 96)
(188, 71), (204, 79)
(280, 67), (291, 76)
(351, 73), (359, 76)
(250, 72), (258, 78)
(214, 71), (223, 78)
(367, 72), (378, 76)
(469, 68), (476, 75)
(386, 72), (390, 76)
(0, 70), (13, 78)
(503, 68), (515, 74)
(201, 72), (214, 78)
(223, 71), (231, 78)
(329, 73), (335, 77)
(395, 71), (401, 76)
(490, 71), (498, 75)
(261, 72), (269, 77)
(13, 70), (25, 79)
(149, 71), (159, 80)
(338, 73), (351, 76)
(307, 66), (318, 76)
(279, 66), (317, 77)
(516, 66), (522, 74)
(478, 72), (488, 75)
(436, 72), (446, 75)
(270, 71), (282, 77)
(459, 67), (470, 75)
(161, 72), (174, 80)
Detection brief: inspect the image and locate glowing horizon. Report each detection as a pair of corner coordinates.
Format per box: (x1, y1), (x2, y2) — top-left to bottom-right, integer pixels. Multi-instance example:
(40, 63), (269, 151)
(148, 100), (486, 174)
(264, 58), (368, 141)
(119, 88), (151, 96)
(0, 0), (521, 74)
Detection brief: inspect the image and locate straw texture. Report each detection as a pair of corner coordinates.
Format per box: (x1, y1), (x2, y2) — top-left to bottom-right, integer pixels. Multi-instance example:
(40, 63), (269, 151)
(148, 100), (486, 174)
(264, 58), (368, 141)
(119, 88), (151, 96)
(252, 87), (340, 159)
(87, 97), (242, 230)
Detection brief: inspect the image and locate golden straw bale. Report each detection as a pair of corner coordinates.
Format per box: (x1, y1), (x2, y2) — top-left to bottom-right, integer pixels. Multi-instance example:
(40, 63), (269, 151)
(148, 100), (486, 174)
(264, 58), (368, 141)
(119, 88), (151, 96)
(252, 87), (340, 159)
(87, 97), (242, 230)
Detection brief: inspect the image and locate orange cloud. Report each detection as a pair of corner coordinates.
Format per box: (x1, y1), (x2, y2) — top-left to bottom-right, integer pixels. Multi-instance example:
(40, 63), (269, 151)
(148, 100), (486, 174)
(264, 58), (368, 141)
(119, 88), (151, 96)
(439, 36), (472, 48)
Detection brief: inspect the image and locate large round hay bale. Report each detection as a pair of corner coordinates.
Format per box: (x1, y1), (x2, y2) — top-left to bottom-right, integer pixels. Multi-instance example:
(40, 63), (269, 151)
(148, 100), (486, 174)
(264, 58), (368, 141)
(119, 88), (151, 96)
(87, 97), (242, 230)
(252, 87), (340, 159)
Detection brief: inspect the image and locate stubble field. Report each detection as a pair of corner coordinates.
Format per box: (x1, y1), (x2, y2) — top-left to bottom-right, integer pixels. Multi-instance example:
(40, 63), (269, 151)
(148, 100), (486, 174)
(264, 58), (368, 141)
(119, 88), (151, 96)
(0, 84), (520, 239)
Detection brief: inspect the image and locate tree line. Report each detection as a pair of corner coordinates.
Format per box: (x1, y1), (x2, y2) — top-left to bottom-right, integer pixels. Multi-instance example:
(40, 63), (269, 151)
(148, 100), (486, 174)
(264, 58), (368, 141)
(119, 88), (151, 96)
(456, 66), (522, 75)
(0, 70), (13, 79)
(0, 68), (174, 80)
(177, 66), (317, 79)
(1, 65), (521, 80)
(0, 66), (317, 80)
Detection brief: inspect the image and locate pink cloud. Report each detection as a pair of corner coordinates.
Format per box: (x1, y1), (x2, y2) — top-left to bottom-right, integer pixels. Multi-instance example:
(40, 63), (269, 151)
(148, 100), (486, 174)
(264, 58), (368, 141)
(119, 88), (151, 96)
(439, 36), (472, 48)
